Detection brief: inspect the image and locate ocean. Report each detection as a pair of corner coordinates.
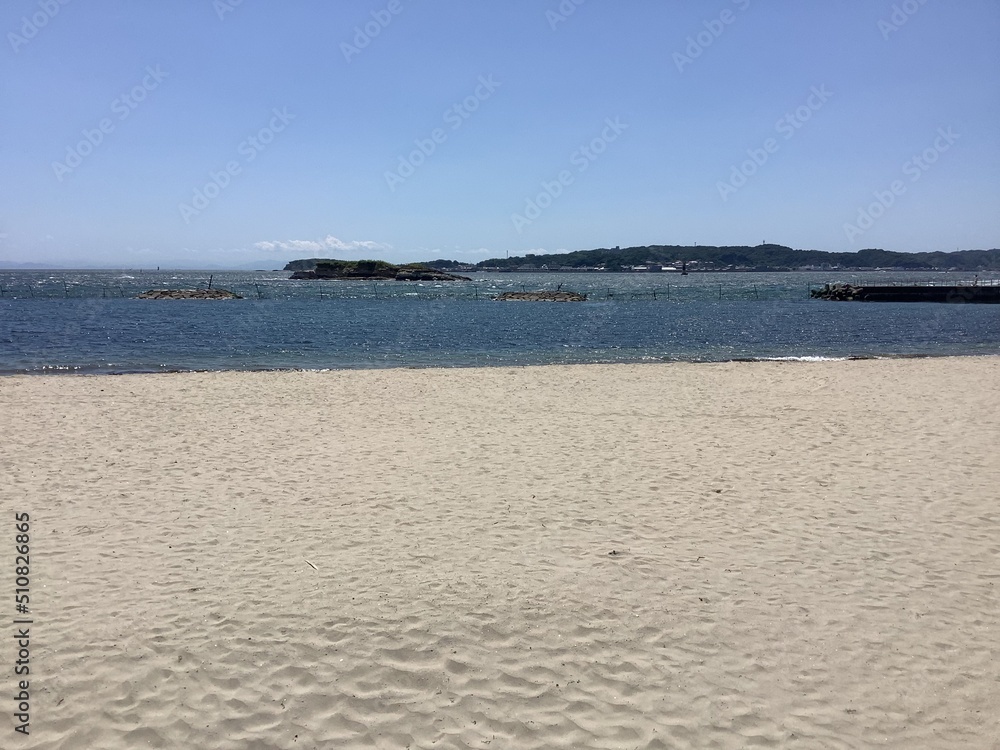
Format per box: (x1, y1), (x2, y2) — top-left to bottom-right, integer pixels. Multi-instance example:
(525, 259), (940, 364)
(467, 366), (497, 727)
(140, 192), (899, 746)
(1, 270), (998, 374)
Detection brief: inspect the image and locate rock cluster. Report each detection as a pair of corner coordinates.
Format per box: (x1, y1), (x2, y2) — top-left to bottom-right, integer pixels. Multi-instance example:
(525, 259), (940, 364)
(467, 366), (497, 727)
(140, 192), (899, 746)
(810, 284), (859, 301)
(495, 290), (587, 302)
(136, 289), (243, 300)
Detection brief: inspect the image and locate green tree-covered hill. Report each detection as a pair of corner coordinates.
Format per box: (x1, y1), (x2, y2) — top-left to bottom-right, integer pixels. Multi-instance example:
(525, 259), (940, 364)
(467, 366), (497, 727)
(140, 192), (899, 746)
(468, 245), (1000, 272)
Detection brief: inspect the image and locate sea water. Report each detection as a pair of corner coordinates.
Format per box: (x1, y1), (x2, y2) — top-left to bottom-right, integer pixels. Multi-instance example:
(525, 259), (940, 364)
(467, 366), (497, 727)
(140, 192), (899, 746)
(1, 271), (997, 374)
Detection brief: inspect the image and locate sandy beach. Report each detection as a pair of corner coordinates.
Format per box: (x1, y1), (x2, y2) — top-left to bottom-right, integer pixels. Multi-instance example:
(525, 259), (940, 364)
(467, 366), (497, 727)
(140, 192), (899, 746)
(2, 356), (998, 749)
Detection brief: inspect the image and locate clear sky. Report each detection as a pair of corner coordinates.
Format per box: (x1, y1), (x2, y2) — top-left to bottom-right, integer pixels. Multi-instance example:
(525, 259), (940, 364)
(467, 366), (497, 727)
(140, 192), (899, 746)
(2, 0), (998, 268)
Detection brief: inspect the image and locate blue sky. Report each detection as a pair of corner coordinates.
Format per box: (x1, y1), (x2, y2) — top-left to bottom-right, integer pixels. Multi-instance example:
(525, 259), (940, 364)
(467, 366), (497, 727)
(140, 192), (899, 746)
(2, 0), (998, 268)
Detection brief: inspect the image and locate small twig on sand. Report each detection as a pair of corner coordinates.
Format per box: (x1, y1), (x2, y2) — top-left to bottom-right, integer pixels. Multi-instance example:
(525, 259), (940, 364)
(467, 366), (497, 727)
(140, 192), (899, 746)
(305, 560), (318, 570)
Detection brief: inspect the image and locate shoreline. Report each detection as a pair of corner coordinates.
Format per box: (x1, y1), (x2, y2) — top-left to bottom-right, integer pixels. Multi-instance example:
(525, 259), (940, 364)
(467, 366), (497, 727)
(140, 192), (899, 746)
(3, 350), (999, 378)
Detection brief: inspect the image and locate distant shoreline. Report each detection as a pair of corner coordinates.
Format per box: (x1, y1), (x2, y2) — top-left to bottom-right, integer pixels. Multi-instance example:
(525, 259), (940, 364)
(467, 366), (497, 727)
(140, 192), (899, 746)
(3, 267), (999, 275)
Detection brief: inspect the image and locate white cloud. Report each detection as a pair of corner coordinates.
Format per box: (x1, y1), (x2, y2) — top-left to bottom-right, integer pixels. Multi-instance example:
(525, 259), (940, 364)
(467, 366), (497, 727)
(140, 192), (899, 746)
(253, 235), (391, 255)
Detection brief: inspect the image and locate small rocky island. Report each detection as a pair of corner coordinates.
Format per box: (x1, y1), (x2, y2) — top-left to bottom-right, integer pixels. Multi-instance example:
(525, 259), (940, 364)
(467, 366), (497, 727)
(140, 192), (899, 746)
(287, 259), (470, 281)
(136, 289), (242, 300)
(495, 290), (587, 302)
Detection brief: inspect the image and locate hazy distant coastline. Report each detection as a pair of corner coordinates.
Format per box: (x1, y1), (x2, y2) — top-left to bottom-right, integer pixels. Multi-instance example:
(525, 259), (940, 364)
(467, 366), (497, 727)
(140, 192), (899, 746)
(6, 244), (1000, 273)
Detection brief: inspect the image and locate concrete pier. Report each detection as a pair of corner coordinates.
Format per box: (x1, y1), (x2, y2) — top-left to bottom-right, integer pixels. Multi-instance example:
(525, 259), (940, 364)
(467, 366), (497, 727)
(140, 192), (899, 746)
(811, 283), (1000, 303)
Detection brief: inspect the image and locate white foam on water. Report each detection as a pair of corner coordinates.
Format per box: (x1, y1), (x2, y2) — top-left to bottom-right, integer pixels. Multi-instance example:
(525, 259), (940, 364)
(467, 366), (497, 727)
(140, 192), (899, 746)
(757, 356), (852, 362)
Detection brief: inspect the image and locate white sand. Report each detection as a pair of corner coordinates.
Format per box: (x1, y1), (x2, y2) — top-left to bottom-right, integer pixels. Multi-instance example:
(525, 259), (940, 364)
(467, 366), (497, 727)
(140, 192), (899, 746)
(1, 357), (998, 749)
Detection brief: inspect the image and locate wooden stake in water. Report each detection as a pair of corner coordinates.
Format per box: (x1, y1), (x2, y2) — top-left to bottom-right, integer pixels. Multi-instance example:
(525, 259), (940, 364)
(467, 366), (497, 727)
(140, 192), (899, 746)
(208, 275), (214, 290)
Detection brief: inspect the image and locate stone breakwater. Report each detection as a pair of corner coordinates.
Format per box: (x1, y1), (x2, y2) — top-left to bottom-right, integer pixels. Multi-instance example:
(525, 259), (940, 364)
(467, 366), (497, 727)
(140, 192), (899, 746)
(811, 283), (1000, 303)
(136, 289), (243, 300)
(495, 290), (587, 302)
(810, 284), (862, 301)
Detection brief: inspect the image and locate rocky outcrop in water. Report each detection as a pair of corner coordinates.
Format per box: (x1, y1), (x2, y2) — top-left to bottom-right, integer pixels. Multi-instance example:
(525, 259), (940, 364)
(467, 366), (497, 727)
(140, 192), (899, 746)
(495, 290), (587, 302)
(136, 289), (242, 300)
(288, 259), (469, 281)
